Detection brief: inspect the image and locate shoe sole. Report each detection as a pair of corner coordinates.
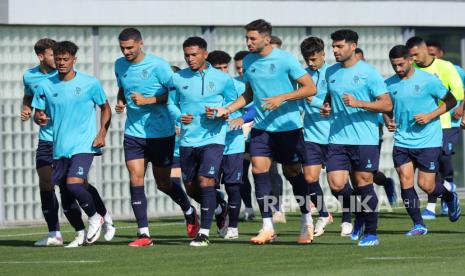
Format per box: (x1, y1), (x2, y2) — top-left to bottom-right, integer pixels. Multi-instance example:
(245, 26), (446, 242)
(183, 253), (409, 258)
(250, 236), (276, 245)
(128, 242), (153, 247)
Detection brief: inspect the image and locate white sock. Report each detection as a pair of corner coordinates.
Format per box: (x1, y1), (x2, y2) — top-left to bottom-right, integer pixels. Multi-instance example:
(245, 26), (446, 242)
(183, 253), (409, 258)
(262, 217), (274, 231)
(77, 230), (86, 237)
(185, 207), (193, 215)
(301, 213), (313, 225)
(50, 231), (62, 238)
(443, 181), (453, 191)
(214, 205), (223, 215)
(104, 212), (113, 224)
(89, 213), (101, 223)
(139, 227), (150, 236)
(426, 203), (436, 213)
(245, 207), (254, 213)
(199, 228), (210, 236)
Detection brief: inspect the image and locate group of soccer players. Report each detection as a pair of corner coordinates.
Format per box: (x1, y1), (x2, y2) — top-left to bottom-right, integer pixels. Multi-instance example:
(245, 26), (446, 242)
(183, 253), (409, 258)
(21, 18), (464, 248)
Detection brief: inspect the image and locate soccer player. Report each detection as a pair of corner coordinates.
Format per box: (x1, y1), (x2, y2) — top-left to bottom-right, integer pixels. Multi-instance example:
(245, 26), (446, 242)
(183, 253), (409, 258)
(406, 37), (464, 220)
(167, 37), (237, 246)
(299, 36), (333, 237)
(425, 40), (465, 216)
(322, 29), (392, 246)
(212, 19), (317, 245)
(207, 50), (246, 239)
(32, 41), (111, 245)
(385, 45), (461, 235)
(355, 48), (365, 61)
(114, 28), (198, 246)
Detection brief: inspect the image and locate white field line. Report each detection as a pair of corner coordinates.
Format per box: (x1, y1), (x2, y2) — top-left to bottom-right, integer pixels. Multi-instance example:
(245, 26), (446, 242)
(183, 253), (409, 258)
(0, 260), (103, 264)
(365, 256), (455, 260)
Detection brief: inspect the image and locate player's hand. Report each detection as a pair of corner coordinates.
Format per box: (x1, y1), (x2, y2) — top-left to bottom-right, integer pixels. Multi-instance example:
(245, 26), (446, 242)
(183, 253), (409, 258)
(414, 113), (432, 124)
(115, 99), (126, 114)
(34, 110), (49, 126)
(21, 107), (32, 121)
(453, 108), (463, 120)
(228, 117), (245, 130)
(461, 116), (465, 129)
(205, 106), (229, 119)
(342, 93), (360, 108)
(261, 95), (285, 111)
(92, 132), (106, 148)
(131, 92), (147, 106)
(175, 125), (181, 137)
(386, 119), (396, 132)
(320, 102), (331, 116)
(181, 114), (194, 125)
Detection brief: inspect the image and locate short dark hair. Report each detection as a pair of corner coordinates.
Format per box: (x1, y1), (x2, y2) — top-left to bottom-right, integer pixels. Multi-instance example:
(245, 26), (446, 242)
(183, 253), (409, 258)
(245, 19), (272, 36)
(171, 65), (181, 72)
(207, 50), (231, 65)
(300, 37), (325, 59)
(355, 48), (364, 55)
(34, 38), (56, 55)
(389, 45), (410, 59)
(270, 36), (282, 47)
(118, 28), (142, 41)
(426, 40), (443, 51)
(405, 36), (425, 49)
(233, 51), (249, 61)
(52, 41), (79, 56)
(330, 29), (359, 44)
(182, 36), (207, 50)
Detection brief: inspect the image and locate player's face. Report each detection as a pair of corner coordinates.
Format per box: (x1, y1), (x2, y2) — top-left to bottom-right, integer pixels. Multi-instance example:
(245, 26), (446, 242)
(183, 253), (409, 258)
(408, 45), (429, 66)
(332, 40), (356, 62)
(305, 51), (325, 71)
(246, 31), (270, 53)
(235, 59), (243, 77)
(54, 52), (76, 74)
(184, 46), (208, 71)
(38, 48), (56, 69)
(390, 57), (413, 78)
(119, 39), (143, 62)
(212, 63), (229, 73)
(427, 46), (444, 58)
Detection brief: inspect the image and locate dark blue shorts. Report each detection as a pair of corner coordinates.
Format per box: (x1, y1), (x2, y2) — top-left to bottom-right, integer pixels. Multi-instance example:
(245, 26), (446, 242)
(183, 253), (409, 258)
(52, 153), (94, 187)
(442, 128), (460, 156)
(326, 144), (380, 172)
(124, 134), (174, 167)
(302, 141), (328, 166)
(36, 140), (53, 169)
(393, 146), (441, 173)
(249, 128), (305, 165)
(220, 153), (244, 184)
(172, 156), (181, 169)
(180, 144), (224, 183)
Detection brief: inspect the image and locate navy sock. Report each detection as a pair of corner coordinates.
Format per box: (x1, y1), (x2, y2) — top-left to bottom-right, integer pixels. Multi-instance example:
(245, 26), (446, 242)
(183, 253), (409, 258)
(200, 185), (217, 230)
(308, 181), (329, 217)
(430, 179), (453, 202)
(401, 187), (423, 225)
(163, 178), (191, 213)
(427, 194), (437, 204)
(373, 171), (387, 186)
(439, 154), (454, 183)
(40, 191), (60, 232)
(331, 183), (353, 223)
(66, 183), (97, 217)
(358, 184), (378, 235)
(287, 173), (310, 214)
(253, 172), (273, 218)
(240, 159), (253, 208)
(87, 184), (107, 216)
(60, 188), (85, 231)
(225, 183), (242, 228)
(270, 163), (283, 212)
(130, 185), (148, 228)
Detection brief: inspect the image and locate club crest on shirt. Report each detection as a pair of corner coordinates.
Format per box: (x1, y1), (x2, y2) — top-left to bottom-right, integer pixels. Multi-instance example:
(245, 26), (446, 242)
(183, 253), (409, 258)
(319, 79), (327, 88)
(269, 64), (276, 74)
(74, 87), (82, 96)
(414, 84), (421, 95)
(141, 69), (150, 80)
(353, 75), (360, 84)
(208, 81), (215, 92)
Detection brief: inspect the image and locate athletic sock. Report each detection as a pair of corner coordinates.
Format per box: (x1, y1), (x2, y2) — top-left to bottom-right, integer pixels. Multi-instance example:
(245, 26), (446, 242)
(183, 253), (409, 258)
(358, 184), (378, 235)
(130, 185), (148, 228)
(200, 186), (217, 230)
(66, 183), (97, 217)
(241, 159), (253, 208)
(287, 173), (310, 214)
(225, 183), (242, 228)
(331, 183), (353, 223)
(253, 172), (274, 218)
(40, 191), (60, 232)
(308, 181), (329, 217)
(87, 183), (107, 216)
(401, 187), (423, 225)
(163, 178), (191, 213)
(60, 188), (85, 231)
(430, 179), (453, 202)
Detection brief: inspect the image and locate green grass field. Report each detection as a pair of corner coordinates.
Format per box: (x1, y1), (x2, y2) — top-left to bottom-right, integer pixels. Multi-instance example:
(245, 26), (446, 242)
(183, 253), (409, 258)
(1, 206), (464, 276)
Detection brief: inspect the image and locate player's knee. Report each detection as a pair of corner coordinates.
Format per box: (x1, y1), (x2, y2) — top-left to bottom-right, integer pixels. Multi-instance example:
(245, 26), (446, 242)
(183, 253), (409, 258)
(129, 175), (144, 185)
(304, 173), (319, 184)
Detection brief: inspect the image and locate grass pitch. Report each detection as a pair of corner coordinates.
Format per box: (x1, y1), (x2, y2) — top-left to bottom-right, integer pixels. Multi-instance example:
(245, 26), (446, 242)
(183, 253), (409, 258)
(1, 206), (464, 276)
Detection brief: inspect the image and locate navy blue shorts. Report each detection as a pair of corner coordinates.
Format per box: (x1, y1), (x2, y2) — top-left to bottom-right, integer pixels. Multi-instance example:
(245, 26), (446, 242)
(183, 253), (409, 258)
(249, 128), (305, 165)
(124, 134), (174, 167)
(172, 156), (181, 169)
(393, 146), (441, 173)
(36, 140), (53, 169)
(220, 153), (244, 184)
(52, 153), (94, 187)
(442, 128), (460, 156)
(302, 141), (327, 166)
(326, 144), (380, 172)
(180, 144), (224, 183)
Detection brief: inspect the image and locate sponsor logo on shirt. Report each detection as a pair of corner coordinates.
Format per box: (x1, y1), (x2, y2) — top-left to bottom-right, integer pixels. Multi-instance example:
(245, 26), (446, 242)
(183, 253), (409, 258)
(74, 87), (82, 96)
